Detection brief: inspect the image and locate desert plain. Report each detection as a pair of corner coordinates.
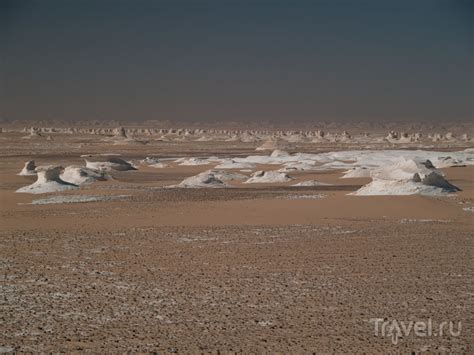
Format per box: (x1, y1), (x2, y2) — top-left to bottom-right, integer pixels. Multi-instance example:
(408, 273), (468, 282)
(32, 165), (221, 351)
(0, 123), (473, 353)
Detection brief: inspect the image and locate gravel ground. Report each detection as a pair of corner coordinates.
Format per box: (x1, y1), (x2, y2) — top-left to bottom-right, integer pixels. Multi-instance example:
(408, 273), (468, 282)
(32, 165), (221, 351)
(1, 222), (472, 353)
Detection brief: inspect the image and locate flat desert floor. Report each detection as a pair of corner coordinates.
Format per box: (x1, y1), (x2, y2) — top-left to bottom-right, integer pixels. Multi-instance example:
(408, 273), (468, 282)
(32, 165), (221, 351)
(0, 131), (473, 352)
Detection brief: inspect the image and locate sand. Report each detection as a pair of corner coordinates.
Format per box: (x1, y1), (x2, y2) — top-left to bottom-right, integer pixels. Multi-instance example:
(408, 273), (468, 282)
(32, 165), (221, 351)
(0, 129), (473, 352)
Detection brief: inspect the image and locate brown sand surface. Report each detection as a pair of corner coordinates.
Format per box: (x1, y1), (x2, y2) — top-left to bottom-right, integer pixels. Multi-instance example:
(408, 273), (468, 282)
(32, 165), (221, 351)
(0, 136), (473, 352)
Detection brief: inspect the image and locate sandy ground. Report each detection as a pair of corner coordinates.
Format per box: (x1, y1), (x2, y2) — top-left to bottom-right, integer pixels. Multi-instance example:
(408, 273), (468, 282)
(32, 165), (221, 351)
(0, 132), (473, 352)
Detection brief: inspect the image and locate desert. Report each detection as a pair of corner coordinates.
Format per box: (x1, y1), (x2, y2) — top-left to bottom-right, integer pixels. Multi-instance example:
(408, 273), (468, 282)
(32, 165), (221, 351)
(2, 0), (473, 352)
(0, 122), (473, 352)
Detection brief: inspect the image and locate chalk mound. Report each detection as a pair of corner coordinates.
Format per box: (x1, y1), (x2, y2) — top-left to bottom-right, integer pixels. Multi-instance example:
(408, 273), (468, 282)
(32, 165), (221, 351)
(16, 166), (78, 194)
(140, 157), (169, 168)
(353, 158), (460, 196)
(433, 156), (466, 168)
(244, 170), (293, 184)
(214, 159), (256, 169)
(324, 131), (352, 143)
(175, 156), (222, 166)
(172, 171), (224, 188)
(107, 127), (147, 145)
(238, 132), (261, 143)
(270, 149), (291, 158)
(196, 135), (213, 142)
(292, 180), (332, 186)
(284, 134), (308, 143)
(60, 166), (108, 185)
(113, 126), (128, 139)
(310, 130), (326, 143)
(155, 135), (172, 142)
(340, 131), (352, 142)
(225, 135), (240, 142)
(85, 157), (137, 171)
(211, 170), (247, 182)
(22, 127), (43, 139)
(175, 157), (213, 166)
(18, 160), (37, 176)
(256, 137), (291, 151)
(354, 180), (452, 196)
(341, 167), (371, 178)
(278, 161), (319, 172)
(371, 159), (440, 181)
(172, 169), (247, 188)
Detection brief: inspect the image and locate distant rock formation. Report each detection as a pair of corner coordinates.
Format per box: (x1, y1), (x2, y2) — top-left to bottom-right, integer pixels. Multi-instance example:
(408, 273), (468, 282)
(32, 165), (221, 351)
(256, 137), (291, 151)
(22, 127), (43, 139)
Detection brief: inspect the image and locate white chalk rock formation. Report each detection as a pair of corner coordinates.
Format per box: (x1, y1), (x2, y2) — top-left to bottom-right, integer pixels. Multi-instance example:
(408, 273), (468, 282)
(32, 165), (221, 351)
(214, 159), (256, 169)
(310, 130), (326, 143)
(278, 161), (319, 172)
(19, 160), (37, 176)
(433, 156), (465, 168)
(16, 166), (78, 194)
(60, 166), (108, 185)
(445, 132), (455, 141)
(385, 131), (419, 144)
(173, 171), (226, 188)
(113, 126), (127, 139)
(225, 135), (240, 142)
(155, 135), (172, 142)
(140, 157), (169, 168)
(22, 127), (43, 139)
(244, 170), (293, 184)
(256, 137), (291, 151)
(270, 149), (291, 158)
(211, 170), (247, 182)
(431, 133), (443, 142)
(341, 167), (371, 178)
(292, 180), (332, 186)
(175, 157), (218, 166)
(196, 135), (213, 142)
(285, 134), (308, 143)
(85, 157), (136, 171)
(172, 169), (247, 188)
(238, 132), (261, 143)
(340, 131), (352, 142)
(353, 158), (460, 196)
(107, 127), (147, 145)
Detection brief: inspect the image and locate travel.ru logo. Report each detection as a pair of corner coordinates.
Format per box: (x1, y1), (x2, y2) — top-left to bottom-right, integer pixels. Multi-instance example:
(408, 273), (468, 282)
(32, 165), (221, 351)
(369, 318), (462, 345)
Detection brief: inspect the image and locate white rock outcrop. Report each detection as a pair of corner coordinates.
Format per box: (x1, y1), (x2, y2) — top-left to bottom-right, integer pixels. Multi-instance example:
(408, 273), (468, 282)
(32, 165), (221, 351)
(16, 166), (78, 194)
(19, 160), (37, 176)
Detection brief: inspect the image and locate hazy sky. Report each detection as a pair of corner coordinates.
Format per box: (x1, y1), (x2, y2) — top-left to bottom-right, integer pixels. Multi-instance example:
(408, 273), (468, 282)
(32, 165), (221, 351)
(1, 0), (472, 123)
